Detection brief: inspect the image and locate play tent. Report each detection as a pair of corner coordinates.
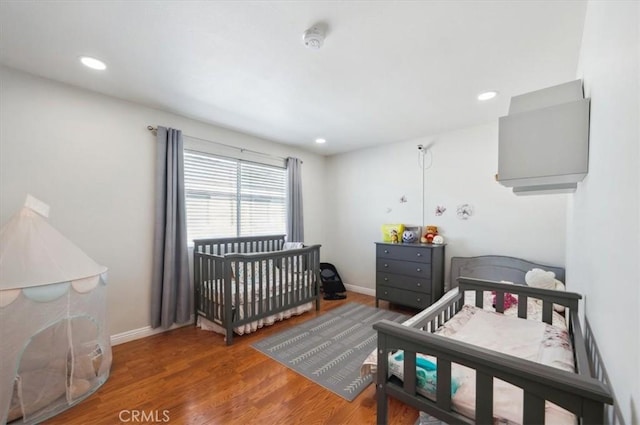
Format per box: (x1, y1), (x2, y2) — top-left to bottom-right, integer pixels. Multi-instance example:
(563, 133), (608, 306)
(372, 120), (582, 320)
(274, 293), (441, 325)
(0, 196), (112, 424)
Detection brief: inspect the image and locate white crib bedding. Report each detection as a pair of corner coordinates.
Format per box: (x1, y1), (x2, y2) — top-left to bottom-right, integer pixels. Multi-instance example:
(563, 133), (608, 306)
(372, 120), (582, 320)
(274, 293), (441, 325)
(198, 269), (314, 337)
(201, 270), (313, 305)
(198, 303), (313, 336)
(387, 305), (576, 425)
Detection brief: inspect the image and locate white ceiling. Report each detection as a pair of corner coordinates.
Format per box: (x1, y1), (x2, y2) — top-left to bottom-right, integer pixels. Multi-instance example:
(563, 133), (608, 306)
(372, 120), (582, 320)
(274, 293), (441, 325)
(0, 1), (587, 155)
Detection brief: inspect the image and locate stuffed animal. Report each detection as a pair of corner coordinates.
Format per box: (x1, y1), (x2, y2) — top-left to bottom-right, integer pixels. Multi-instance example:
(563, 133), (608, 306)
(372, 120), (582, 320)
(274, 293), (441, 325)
(525, 268), (566, 312)
(421, 225), (438, 244)
(390, 229), (399, 244)
(402, 230), (416, 243)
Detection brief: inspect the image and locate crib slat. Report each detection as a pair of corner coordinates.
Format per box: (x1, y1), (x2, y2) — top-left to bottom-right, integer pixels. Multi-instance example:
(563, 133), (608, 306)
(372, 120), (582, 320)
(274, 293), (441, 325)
(436, 358), (452, 411)
(542, 301), (553, 324)
(476, 371), (494, 424)
(205, 257), (212, 319)
(518, 295), (528, 318)
(302, 252), (307, 299)
(403, 351), (417, 394)
(523, 392), (545, 425)
(495, 291), (505, 313)
(266, 258), (272, 311)
(224, 257), (234, 345)
(279, 255), (284, 308)
(258, 259), (263, 316)
(239, 259), (244, 320)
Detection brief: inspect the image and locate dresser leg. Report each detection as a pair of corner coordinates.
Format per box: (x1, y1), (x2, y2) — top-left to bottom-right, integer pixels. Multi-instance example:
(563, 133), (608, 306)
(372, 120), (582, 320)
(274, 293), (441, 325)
(375, 298), (379, 308)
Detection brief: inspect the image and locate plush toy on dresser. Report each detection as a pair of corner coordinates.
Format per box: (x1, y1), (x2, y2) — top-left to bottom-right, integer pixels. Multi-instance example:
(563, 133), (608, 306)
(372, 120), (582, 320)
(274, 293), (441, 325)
(402, 230), (416, 243)
(421, 225), (438, 244)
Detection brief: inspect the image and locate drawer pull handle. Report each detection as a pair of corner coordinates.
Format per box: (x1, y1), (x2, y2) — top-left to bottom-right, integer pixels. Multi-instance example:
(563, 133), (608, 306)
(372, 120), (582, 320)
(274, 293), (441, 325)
(416, 268), (422, 272)
(384, 264), (389, 268)
(384, 277), (389, 282)
(384, 291), (388, 295)
(384, 249), (389, 254)
(417, 298), (421, 302)
(416, 253), (422, 257)
(416, 283), (421, 287)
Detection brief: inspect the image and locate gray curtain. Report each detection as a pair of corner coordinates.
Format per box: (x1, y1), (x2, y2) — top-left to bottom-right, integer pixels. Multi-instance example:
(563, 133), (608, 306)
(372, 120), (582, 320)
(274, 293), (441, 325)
(151, 126), (191, 329)
(286, 157), (304, 242)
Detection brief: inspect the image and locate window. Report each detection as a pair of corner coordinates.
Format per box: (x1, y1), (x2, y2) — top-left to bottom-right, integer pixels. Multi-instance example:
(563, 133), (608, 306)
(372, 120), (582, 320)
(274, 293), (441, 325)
(184, 150), (286, 244)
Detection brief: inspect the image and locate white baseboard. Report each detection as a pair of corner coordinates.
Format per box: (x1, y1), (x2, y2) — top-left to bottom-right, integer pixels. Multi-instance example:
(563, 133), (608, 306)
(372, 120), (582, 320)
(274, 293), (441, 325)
(345, 283), (376, 297)
(110, 287), (375, 346)
(110, 317), (193, 346)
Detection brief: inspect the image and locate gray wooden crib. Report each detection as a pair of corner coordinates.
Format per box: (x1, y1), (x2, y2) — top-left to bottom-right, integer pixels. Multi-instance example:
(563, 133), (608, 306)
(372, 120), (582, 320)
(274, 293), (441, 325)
(374, 255), (613, 424)
(193, 235), (321, 345)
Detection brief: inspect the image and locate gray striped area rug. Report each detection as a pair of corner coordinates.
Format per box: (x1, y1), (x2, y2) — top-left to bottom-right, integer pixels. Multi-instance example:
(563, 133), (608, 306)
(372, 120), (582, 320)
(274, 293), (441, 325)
(251, 302), (408, 401)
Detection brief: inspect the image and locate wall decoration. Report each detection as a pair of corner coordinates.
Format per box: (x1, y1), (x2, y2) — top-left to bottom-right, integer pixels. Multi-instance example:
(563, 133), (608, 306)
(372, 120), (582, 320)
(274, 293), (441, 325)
(399, 195), (407, 203)
(435, 205), (447, 216)
(457, 204), (474, 220)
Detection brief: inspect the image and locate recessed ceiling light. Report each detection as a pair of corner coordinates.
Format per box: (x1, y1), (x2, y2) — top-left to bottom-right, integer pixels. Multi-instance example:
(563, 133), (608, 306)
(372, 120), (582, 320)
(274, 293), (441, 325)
(80, 56), (107, 70)
(315, 138), (326, 144)
(477, 91), (498, 101)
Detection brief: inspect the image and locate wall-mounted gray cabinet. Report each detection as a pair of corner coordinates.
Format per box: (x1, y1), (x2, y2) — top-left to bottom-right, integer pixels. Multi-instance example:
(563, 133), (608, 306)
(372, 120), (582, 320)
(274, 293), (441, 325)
(497, 80), (590, 195)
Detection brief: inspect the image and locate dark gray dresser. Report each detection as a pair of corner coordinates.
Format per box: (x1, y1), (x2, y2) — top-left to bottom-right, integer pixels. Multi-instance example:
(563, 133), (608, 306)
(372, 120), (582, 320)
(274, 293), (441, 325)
(375, 242), (445, 309)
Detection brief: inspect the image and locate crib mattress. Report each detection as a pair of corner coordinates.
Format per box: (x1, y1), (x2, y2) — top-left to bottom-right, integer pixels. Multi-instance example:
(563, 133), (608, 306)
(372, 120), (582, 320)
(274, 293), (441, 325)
(387, 305), (576, 424)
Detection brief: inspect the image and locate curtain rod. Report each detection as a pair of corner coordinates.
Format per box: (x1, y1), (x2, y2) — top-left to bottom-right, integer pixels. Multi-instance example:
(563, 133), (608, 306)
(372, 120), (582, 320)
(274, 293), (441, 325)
(147, 125), (290, 163)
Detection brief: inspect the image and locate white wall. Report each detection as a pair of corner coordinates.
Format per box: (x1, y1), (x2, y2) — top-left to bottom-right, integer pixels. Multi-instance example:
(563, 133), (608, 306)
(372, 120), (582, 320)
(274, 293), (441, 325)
(0, 66), (327, 336)
(567, 1), (639, 424)
(324, 123), (568, 292)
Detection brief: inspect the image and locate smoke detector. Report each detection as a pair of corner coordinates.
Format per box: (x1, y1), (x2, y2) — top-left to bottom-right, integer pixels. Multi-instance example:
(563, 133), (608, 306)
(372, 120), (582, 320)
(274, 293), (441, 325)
(302, 24), (326, 50)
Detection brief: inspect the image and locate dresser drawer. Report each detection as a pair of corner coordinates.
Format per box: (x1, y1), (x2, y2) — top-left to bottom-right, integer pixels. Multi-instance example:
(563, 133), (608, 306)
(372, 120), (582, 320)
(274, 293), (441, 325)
(376, 272), (431, 294)
(376, 258), (431, 278)
(377, 285), (431, 309)
(376, 244), (432, 263)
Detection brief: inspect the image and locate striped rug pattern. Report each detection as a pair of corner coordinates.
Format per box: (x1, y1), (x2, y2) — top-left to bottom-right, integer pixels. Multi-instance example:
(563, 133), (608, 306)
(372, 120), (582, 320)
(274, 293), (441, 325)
(252, 302), (408, 401)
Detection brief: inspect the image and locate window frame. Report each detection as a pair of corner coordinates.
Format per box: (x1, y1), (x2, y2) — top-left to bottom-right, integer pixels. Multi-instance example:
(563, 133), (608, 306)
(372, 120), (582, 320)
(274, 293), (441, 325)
(183, 148), (287, 244)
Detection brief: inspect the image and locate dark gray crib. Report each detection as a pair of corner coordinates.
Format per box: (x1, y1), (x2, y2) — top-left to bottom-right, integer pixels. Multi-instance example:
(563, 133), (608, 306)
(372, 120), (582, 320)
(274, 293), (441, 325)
(374, 255), (613, 424)
(193, 235), (321, 345)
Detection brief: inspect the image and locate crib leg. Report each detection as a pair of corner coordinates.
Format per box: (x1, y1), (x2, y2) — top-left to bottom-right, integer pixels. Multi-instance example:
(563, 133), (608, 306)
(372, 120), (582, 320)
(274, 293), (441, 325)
(376, 384), (388, 425)
(226, 321), (234, 345)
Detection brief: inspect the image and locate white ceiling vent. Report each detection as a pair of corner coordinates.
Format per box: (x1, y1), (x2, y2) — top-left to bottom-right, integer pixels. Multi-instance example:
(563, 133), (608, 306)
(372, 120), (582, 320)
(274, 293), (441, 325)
(302, 24), (326, 50)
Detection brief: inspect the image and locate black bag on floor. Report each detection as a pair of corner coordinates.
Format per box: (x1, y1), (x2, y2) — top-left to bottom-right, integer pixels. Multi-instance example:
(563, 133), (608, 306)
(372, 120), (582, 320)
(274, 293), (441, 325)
(319, 262), (347, 300)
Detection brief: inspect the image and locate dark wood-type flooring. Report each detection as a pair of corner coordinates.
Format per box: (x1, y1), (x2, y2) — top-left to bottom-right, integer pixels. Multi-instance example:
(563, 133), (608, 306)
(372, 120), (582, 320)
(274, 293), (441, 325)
(43, 292), (419, 425)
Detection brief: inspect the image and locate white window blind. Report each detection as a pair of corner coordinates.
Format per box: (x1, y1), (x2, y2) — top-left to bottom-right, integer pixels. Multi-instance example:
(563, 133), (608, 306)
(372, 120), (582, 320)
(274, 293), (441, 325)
(184, 150), (286, 244)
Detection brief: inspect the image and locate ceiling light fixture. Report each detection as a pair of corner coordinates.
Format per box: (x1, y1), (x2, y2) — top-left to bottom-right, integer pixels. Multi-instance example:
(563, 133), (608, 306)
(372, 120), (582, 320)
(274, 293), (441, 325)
(315, 138), (326, 144)
(477, 91), (498, 101)
(80, 56), (107, 70)
(303, 24), (326, 50)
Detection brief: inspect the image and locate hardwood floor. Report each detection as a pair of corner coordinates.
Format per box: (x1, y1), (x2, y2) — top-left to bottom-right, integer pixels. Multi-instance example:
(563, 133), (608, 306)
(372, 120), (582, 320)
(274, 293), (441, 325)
(43, 293), (419, 425)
